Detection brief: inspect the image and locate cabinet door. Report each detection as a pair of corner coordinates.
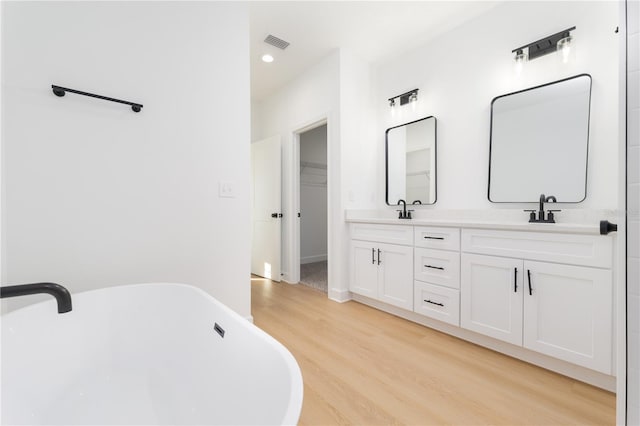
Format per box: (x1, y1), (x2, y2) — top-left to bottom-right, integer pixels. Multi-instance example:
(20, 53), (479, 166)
(461, 253), (523, 346)
(349, 241), (378, 298)
(523, 261), (612, 374)
(378, 242), (414, 310)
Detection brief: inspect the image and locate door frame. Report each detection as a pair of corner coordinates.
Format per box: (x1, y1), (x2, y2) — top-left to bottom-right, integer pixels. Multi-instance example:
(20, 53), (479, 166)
(290, 117), (329, 286)
(616, 1), (628, 423)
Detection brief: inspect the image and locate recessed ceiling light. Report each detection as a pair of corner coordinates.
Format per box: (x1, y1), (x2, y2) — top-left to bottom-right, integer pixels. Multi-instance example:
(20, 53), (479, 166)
(262, 54), (274, 63)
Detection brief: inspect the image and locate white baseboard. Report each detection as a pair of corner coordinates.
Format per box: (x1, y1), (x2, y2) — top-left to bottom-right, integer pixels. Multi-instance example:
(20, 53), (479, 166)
(329, 287), (351, 303)
(301, 254), (327, 264)
(351, 293), (616, 392)
(282, 276), (298, 284)
(245, 315), (254, 323)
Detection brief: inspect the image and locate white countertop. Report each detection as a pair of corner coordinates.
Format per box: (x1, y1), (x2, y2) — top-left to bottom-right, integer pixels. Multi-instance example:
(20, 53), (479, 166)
(345, 216), (603, 235)
(344, 209), (619, 236)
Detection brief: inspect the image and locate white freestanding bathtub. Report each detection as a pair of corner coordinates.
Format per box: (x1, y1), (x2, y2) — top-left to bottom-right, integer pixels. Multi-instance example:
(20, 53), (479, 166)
(1, 283), (303, 425)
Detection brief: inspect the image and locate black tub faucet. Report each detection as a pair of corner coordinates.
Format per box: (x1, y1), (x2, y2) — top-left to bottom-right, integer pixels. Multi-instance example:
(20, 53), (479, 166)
(396, 199), (413, 219)
(525, 194), (561, 223)
(0, 282), (72, 313)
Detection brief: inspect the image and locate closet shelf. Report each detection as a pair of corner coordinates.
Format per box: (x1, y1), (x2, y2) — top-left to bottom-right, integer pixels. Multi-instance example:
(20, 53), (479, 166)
(300, 161), (327, 170)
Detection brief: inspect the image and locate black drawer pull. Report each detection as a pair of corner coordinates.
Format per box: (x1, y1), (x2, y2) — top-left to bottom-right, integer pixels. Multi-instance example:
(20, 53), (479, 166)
(527, 269), (532, 295)
(423, 236), (444, 240)
(514, 267), (518, 293)
(424, 264), (444, 270)
(377, 249), (381, 265)
(424, 299), (444, 307)
(372, 248), (375, 264)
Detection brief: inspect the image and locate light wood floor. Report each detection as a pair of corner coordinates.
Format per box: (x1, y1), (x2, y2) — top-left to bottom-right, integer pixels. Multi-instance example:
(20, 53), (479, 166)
(251, 277), (615, 425)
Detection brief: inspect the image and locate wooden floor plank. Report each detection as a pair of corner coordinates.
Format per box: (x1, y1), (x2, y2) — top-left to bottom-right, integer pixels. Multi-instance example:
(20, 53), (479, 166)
(251, 277), (615, 425)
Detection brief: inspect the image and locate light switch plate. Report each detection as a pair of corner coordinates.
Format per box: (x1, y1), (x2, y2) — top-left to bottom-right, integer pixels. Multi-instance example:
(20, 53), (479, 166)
(219, 181), (236, 198)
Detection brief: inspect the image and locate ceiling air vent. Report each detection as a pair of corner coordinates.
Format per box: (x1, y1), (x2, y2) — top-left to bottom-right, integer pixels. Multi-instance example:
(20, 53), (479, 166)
(264, 34), (290, 50)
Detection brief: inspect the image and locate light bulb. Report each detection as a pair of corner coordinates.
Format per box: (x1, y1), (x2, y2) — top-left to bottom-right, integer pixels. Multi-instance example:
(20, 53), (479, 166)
(514, 49), (527, 74)
(262, 54), (274, 63)
(557, 34), (572, 64)
(409, 92), (418, 111)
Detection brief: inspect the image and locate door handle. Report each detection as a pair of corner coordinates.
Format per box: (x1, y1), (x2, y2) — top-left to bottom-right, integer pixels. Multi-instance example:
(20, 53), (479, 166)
(372, 248), (375, 264)
(377, 249), (381, 265)
(527, 269), (532, 295)
(514, 267), (518, 292)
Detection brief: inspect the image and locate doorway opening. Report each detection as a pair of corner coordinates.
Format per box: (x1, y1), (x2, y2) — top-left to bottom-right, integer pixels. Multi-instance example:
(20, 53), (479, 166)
(296, 122), (327, 293)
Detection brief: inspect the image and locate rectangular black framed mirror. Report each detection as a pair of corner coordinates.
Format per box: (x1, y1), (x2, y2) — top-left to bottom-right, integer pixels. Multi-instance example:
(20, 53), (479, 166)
(386, 116), (437, 206)
(488, 74), (592, 203)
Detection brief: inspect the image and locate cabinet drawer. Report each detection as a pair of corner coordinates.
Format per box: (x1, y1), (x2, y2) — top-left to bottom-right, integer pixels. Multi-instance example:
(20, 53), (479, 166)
(461, 229), (612, 268)
(414, 281), (460, 326)
(414, 226), (460, 251)
(414, 248), (460, 288)
(350, 223), (413, 246)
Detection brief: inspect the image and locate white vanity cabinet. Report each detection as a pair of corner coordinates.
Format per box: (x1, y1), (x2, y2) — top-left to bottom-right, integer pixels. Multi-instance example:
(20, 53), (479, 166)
(349, 224), (413, 310)
(347, 219), (616, 382)
(460, 229), (613, 374)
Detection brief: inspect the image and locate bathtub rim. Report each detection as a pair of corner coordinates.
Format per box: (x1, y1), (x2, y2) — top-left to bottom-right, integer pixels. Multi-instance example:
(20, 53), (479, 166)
(1, 282), (304, 426)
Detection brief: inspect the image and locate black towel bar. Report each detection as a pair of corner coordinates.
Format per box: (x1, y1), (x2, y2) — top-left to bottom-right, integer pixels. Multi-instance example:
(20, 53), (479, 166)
(52, 85), (143, 112)
(599, 220), (618, 235)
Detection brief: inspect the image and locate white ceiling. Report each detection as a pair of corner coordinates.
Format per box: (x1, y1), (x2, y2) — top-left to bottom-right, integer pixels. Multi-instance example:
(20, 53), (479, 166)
(250, 1), (501, 100)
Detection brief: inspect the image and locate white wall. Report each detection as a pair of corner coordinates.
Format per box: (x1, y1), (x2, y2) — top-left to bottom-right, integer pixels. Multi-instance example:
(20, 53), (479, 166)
(253, 51), (339, 286)
(253, 49), (375, 299)
(1, 2), (251, 317)
(339, 50), (378, 213)
(300, 125), (327, 264)
(374, 1), (620, 211)
(626, 0), (640, 423)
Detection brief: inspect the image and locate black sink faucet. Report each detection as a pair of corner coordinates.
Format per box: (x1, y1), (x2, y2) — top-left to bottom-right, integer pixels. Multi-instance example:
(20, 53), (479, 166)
(0, 283), (72, 313)
(525, 194), (561, 223)
(396, 199), (413, 219)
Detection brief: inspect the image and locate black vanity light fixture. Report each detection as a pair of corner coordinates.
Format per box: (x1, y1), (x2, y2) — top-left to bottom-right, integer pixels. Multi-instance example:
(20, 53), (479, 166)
(512, 26), (575, 66)
(52, 85), (143, 112)
(389, 88), (419, 109)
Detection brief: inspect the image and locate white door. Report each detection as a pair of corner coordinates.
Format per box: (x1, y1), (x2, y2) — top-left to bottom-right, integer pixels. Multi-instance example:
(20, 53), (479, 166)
(523, 260), (612, 374)
(461, 253), (523, 346)
(349, 240), (378, 298)
(251, 136), (281, 281)
(378, 242), (414, 310)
